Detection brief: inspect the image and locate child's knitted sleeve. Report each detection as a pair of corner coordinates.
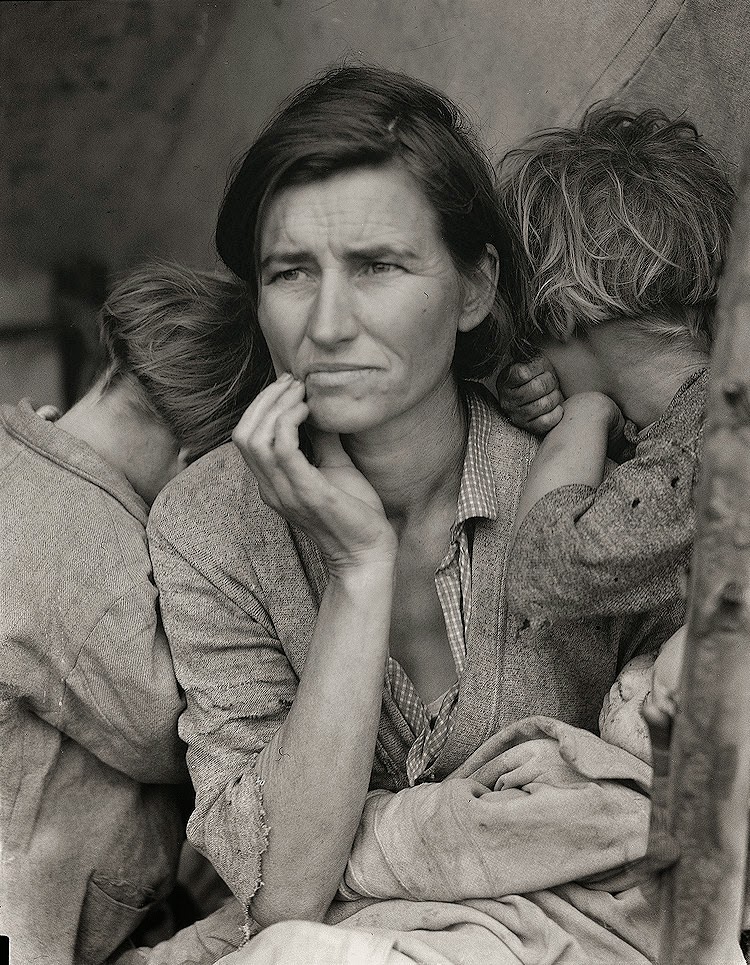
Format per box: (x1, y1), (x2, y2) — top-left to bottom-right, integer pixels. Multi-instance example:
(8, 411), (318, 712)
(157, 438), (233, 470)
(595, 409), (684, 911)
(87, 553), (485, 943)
(506, 374), (706, 621)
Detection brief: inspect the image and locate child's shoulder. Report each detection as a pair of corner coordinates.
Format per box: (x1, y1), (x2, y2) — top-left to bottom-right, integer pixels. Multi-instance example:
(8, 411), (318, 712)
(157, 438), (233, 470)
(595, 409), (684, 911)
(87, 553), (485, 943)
(638, 367), (708, 449)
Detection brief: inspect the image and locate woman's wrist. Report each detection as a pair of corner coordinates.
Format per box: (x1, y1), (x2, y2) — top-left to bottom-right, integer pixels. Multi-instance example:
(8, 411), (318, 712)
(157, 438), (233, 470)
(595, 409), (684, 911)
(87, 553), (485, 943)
(326, 545), (398, 591)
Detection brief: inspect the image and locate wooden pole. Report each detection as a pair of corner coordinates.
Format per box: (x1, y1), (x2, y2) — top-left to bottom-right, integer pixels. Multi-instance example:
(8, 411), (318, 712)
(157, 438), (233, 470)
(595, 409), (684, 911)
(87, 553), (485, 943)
(656, 159), (750, 963)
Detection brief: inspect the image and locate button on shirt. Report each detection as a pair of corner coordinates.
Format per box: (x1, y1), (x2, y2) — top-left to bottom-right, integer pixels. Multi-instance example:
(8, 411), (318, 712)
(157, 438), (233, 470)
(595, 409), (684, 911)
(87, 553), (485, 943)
(386, 390), (498, 786)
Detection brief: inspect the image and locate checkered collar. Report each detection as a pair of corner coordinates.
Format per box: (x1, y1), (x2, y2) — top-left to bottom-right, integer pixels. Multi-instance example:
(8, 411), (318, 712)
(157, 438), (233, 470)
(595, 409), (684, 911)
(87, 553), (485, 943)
(452, 388), (499, 536)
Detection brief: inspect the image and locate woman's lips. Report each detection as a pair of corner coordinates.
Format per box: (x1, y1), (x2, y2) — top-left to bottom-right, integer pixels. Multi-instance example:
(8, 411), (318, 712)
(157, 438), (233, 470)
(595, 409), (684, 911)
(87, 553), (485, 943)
(304, 367), (377, 388)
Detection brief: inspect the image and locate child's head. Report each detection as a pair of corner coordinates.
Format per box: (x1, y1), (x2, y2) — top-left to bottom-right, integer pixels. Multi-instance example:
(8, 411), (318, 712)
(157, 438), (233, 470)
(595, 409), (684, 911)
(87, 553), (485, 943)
(599, 651), (656, 762)
(97, 262), (273, 461)
(498, 105), (735, 360)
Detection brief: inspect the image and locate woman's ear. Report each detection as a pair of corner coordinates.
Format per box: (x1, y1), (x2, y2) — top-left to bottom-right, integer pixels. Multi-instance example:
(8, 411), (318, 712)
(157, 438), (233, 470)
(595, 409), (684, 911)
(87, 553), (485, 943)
(457, 244), (500, 333)
(177, 446), (192, 471)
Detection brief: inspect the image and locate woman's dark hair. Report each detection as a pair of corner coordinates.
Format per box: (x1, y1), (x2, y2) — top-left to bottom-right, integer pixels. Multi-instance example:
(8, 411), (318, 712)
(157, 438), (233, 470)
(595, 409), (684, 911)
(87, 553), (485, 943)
(216, 65), (521, 379)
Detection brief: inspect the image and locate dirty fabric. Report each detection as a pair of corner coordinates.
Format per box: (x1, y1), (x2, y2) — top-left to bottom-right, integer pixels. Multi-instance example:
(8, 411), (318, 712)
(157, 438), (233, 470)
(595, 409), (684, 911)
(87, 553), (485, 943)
(0, 400), (188, 965)
(124, 717), (745, 964)
(112, 899), (246, 965)
(209, 717), (662, 965)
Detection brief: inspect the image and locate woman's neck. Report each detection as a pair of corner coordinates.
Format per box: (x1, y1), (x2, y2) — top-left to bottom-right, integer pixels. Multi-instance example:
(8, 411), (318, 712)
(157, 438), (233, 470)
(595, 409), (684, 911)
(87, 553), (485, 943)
(342, 375), (468, 534)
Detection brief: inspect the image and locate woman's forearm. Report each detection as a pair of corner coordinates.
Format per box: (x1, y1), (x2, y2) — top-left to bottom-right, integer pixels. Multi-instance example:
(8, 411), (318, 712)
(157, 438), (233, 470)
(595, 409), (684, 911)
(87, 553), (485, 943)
(251, 559), (395, 927)
(343, 732), (651, 903)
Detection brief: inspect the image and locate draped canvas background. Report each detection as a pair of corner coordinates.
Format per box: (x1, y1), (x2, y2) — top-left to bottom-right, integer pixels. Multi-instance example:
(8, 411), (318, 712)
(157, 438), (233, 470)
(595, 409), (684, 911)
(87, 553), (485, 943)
(1, 0), (748, 277)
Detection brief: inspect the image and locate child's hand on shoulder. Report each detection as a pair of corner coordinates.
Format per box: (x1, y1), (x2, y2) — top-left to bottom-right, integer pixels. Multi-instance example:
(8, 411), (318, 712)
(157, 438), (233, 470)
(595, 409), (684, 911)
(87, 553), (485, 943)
(496, 356), (564, 435)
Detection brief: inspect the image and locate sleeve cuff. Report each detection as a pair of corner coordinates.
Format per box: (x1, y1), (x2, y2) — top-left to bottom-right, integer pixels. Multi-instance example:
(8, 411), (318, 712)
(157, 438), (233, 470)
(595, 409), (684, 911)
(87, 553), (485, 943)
(194, 771), (270, 908)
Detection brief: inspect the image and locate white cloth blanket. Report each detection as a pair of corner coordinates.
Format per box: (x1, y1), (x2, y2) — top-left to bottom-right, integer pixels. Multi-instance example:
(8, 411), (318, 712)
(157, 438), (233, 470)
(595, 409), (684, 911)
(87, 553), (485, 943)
(226, 716), (673, 965)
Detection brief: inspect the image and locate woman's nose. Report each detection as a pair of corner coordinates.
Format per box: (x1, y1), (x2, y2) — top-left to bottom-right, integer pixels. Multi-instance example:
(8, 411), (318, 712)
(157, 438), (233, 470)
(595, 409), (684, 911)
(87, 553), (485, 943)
(305, 272), (358, 347)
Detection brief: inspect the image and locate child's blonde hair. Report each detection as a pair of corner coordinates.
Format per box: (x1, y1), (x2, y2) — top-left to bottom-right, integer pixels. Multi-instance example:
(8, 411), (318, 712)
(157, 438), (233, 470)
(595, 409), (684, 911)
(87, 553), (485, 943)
(498, 105), (736, 358)
(99, 262), (273, 460)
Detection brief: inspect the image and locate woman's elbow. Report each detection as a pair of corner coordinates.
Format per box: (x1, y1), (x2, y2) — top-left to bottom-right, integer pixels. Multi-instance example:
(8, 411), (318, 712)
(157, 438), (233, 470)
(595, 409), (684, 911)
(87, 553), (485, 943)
(250, 884), (332, 930)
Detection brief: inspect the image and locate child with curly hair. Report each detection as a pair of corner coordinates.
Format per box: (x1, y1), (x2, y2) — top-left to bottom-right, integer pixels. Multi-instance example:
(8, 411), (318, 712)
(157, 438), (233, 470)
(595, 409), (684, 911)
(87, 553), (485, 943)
(496, 106), (734, 671)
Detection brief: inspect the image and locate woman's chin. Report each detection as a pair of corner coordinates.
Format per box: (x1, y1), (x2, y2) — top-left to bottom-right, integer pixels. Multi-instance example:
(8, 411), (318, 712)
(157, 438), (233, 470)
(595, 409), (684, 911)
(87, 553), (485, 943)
(305, 397), (386, 435)
(306, 410), (371, 435)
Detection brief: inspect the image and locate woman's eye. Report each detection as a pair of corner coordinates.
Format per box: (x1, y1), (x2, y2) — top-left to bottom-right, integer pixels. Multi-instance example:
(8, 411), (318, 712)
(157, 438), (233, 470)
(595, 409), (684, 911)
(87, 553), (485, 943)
(276, 268), (302, 282)
(368, 262), (400, 275)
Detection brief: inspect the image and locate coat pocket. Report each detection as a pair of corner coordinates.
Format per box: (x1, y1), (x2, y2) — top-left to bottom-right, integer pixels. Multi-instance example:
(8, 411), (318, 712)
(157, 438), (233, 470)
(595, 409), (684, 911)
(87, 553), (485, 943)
(75, 876), (154, 965)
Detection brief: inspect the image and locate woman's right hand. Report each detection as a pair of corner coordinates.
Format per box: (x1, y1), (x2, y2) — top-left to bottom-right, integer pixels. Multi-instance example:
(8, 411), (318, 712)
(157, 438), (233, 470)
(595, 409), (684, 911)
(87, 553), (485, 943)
(233, 375), (397, 927)
(232, 373), (397, 573)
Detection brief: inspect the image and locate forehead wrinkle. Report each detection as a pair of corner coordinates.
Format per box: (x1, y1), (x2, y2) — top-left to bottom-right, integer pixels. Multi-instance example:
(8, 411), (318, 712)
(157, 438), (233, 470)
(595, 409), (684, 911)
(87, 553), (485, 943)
(262, 170), (439, 262)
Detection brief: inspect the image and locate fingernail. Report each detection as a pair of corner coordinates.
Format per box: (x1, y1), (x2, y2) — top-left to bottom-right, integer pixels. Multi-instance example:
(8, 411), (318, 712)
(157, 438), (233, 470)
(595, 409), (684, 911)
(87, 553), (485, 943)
(278, 372), (293, 383)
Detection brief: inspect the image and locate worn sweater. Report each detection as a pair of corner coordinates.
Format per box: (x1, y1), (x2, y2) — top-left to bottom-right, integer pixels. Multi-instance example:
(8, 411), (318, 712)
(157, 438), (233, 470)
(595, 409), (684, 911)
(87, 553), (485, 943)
(0, 400), (187, 965)
(148, 390), (684, 910)
(507, 369), (706, 630)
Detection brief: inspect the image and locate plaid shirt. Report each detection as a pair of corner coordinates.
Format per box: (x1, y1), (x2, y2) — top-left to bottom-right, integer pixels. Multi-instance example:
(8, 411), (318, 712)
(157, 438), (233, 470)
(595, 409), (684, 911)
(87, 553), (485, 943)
(386, 390), (498, 785)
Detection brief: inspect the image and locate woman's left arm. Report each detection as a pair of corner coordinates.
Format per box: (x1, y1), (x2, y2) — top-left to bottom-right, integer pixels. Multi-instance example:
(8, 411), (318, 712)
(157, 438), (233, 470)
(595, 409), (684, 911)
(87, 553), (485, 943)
(339, 732), (651, 902)
(149, 375), (400, 928)
(200, 375), (399, 928)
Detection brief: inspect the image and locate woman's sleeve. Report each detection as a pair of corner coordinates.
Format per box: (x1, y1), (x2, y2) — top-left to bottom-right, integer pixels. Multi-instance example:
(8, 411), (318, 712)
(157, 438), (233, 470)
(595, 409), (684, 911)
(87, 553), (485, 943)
(506, 432), (698, 621)
(147, 523), (299, 908)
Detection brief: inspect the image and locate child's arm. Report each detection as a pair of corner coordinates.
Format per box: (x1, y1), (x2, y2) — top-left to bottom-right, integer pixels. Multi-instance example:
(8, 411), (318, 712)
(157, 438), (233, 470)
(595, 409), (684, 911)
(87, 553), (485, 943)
(510, 392), (623, 545)
(506, 373), (705, 622)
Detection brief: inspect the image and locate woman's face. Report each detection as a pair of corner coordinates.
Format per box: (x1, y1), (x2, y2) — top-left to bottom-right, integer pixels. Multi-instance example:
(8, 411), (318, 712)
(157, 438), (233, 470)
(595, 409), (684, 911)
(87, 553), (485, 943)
(257, 164), (486, 434)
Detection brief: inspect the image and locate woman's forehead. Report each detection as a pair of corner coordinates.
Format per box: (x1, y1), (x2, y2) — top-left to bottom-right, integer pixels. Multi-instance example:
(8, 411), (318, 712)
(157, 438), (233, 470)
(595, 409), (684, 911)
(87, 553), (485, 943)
(260, 164), (441, 257)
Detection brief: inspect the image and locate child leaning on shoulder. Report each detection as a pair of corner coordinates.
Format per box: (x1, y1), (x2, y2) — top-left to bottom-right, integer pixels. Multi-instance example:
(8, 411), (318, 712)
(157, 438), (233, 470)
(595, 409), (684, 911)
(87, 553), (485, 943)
(495, 105), (734, 677)
(1, 263), (272, 965)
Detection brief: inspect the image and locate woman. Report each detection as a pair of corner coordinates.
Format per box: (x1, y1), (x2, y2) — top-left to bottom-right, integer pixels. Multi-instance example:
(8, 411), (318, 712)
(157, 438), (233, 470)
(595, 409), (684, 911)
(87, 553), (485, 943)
(0, 263), (268, 965)
(147, 68), (684, 961)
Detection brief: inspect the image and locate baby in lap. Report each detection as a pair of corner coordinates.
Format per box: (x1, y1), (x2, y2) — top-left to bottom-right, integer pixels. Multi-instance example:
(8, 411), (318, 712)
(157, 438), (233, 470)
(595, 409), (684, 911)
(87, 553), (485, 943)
(599, 625), (684, 763)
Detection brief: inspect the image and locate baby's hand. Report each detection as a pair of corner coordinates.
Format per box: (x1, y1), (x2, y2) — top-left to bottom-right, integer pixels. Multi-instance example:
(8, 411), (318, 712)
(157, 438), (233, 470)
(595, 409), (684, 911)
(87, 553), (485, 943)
(35, 404), (62, 421)
(642, 626), (686, 853)
(599, 627), (685, 765)
(496, 357), (563, 436)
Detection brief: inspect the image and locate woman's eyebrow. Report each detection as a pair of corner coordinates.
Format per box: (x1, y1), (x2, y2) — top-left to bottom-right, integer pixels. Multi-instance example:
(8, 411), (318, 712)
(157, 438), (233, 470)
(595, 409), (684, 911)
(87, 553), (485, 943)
(260, 248), (313, 270)
(261, 243), (420, 270)
(345, 242), (419, 261)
